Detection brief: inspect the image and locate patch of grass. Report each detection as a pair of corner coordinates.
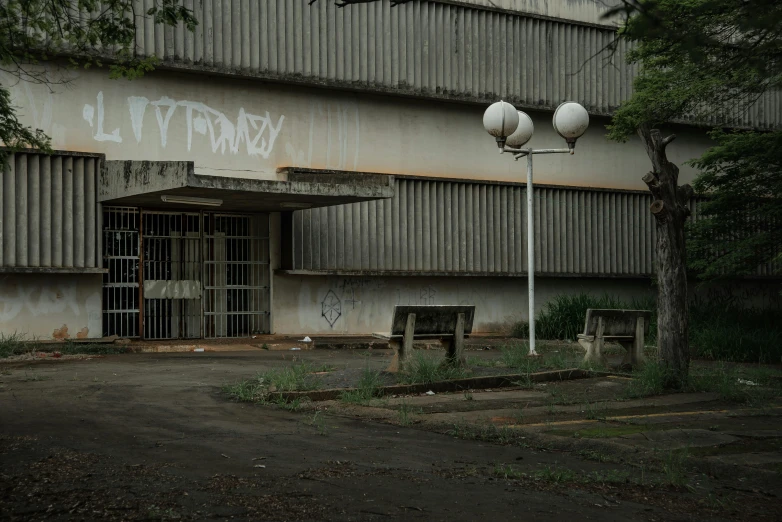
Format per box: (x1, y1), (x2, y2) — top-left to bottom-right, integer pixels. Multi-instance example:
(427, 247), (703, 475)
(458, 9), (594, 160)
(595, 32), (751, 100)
(661, 448), (690, 488)
(260, 362), (333, 392)
(584, 469), (630, 484)
(494, 463), (525, 480)
(532, 464), (578, 483)
(340, 368), (383, 404)
(624, 361), (676, 398)
(397, 351), (469, 385)
(447, 422), (526, 446)
(582, 401), (609, 420)
(625, 360), (782, 405)
(224, 362), (333, 408)
(466, 356), (500, 368)
(0, 333), (37, 358)
(58, 341), (130, 355)
(576, 449), (617, 463)
(307, 411), (328, 435)
(398, 400), (416, 426)
(549, 422), (653, 439)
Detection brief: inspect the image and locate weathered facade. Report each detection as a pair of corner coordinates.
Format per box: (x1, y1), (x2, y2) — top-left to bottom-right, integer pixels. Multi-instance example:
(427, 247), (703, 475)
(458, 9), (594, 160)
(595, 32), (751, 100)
(0, 0), (779, 339)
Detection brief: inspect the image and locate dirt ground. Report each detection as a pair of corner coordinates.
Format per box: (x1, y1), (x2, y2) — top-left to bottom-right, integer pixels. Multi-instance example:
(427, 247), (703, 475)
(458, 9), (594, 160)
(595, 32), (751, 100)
(1, 349), (780, 521)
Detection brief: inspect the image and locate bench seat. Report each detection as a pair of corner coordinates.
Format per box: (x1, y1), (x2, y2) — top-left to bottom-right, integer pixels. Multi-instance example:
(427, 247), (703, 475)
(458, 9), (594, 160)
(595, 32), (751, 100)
(374, 305), (476, 372)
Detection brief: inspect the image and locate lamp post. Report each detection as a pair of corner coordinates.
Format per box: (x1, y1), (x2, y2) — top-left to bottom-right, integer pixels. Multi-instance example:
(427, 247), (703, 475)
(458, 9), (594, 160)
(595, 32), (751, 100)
(483, 101), (589, 356)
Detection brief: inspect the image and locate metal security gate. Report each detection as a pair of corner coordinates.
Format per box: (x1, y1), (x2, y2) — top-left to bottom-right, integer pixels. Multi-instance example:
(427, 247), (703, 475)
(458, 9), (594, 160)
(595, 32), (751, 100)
(102, 208), (270, 339)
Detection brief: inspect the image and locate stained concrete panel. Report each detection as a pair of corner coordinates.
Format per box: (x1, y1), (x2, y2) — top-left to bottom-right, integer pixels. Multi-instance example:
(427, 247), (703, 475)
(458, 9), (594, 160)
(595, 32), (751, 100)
(0, 274), (102, 340)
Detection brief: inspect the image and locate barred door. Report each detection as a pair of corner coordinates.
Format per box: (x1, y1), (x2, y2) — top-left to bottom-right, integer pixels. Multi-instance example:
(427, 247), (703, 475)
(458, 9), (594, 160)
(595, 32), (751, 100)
(102, 208), (270, 339)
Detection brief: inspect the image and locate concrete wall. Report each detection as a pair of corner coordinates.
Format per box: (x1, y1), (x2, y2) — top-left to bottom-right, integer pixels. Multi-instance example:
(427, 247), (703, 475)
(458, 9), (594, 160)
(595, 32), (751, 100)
(0, 274), (103, 340)
(271, 274), (781, 335)
(5, 68), (711, 191)
(271, 273), (656, 334)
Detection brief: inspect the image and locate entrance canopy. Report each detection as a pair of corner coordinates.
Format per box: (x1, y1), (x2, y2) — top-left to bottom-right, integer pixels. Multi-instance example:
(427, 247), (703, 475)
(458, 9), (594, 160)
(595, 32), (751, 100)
(100, 161), (394, 211)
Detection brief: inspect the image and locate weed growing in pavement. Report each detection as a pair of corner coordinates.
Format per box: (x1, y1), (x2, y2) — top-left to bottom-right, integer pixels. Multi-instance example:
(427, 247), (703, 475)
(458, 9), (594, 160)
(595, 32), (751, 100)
(576, 449), (616, 463)
(582, 401), (609, 420)
(446, 422), (526, 447)
(494, 463), (525, 480)
(463, 390), (474, 401)
(661, 448), (690, 489)
(308, 411), (328, 435)
(466, 356), (500, 368)
(340, 368), (383, 405)
(398, 400), (415, 426)
(532, 464), (578, 483)
(625, 360), (782, 406)
(0, 333), (37, 358)
(224, 362), (334, 408)
(624, 361), (678, 398)
(584, 469), (630, 484)
(58, 341), (130, 355)
(260, 362), (334, 392)
(396, 352), (469, 385)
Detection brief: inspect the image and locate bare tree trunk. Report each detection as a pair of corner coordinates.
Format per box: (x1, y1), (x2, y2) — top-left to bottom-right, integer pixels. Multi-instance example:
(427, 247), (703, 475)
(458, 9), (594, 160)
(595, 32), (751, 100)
(638, 126), (693, 387)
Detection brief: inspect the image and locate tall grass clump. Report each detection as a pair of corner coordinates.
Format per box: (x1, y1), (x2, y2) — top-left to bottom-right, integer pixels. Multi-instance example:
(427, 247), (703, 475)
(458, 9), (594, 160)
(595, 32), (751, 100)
(397, 351), (469, 384)
(689, 295), (782, 363)
(511, 292), (656, 342)
(0, 333), (37, 358)
(340, 367), (383, 404)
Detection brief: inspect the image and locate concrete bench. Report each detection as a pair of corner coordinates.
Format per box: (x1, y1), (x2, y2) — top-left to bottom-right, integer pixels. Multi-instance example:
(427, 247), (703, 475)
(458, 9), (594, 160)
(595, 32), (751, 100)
(373, 305), (475, 373)
(576, 309), (652, 368)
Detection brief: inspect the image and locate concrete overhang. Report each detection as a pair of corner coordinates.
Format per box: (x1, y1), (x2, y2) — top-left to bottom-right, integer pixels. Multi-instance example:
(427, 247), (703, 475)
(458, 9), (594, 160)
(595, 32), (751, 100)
(100, 161), (394, 211)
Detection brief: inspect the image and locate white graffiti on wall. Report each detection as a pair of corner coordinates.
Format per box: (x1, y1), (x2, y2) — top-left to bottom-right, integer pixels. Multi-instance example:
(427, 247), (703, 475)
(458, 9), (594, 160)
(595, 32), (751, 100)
(0, 281), (99, 323)
(83, 91), (285, 158)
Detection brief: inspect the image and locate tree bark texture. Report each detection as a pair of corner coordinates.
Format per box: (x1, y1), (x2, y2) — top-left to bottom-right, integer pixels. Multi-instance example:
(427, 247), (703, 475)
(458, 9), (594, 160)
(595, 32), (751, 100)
(638, 126), (692, 386)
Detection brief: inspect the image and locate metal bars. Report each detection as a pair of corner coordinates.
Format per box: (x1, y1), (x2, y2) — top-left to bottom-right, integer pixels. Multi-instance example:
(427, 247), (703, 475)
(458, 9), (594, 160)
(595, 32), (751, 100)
(102, 208), (270, 339)
(102, 208), (140, 338)
(202, 213), (271, 339)
(142, 211), (203, 340)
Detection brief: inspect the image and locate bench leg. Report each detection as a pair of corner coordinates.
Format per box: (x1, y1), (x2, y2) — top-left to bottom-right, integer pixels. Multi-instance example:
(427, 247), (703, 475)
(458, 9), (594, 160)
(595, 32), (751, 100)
(386, 313), (416, 373)
(620, 316), (647, 368)
(442, 313), (466, 368)
(580, 317), (607, 366)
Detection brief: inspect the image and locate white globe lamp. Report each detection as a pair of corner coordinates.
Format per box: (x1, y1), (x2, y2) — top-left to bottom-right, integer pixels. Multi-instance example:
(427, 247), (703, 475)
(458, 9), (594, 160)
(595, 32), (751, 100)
(552, 101), (589, 150)
(483, 100), (520, 148)
(505, 111), (534, 148)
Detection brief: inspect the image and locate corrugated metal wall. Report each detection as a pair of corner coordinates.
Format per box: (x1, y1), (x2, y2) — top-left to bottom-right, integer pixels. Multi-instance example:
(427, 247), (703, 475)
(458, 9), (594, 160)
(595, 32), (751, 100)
(292, 178), (778, 277)
(292, 177), (659, 276)
(0, 151), (101, 269)
(134, 0), (779, 129)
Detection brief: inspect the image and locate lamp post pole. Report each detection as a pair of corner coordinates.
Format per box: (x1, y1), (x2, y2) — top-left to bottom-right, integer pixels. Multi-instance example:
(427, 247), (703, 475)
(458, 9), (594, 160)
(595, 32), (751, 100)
(504, 147), (573, 355)
(483, 101), (589, 356)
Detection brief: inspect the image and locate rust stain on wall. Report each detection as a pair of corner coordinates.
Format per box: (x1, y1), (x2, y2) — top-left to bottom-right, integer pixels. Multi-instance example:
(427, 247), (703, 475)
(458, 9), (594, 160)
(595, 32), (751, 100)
(52, 325), (70, 340)
(76, 327), (89, 339)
